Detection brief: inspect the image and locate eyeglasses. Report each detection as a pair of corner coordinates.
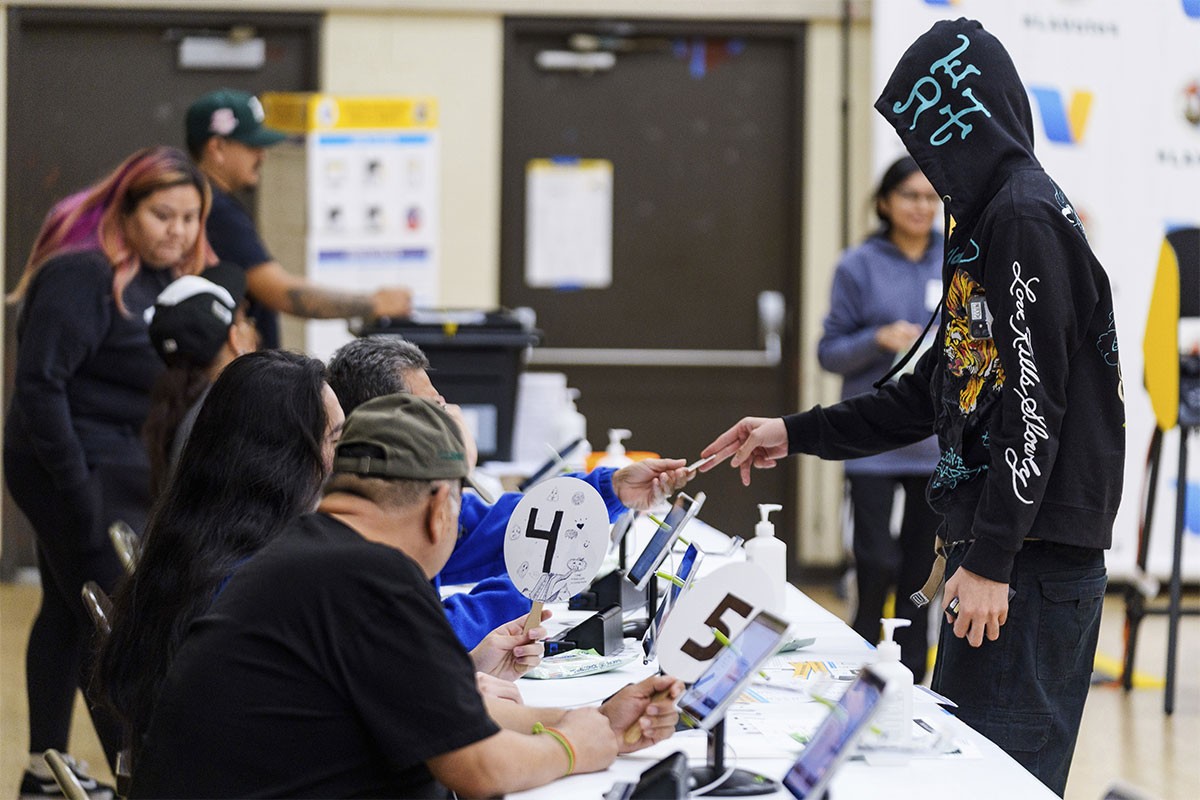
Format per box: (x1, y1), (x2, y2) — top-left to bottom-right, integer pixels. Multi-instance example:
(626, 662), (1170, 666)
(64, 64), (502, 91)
(894, 189), (941, 206)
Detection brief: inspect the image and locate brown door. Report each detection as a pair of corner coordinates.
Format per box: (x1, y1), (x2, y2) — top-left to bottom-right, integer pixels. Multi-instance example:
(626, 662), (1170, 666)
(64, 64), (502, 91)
(500, 18), (805, 542)
(2, 8), (318, 578)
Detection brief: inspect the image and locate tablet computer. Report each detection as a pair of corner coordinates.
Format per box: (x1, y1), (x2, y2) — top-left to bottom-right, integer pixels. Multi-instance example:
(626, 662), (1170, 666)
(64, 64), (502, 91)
(781, 666), (887, 799)
(609, 509), (636, 551)
(641, 542), (704, 663)
(676, 609), (790, 731)
(626, 491), (705, 591)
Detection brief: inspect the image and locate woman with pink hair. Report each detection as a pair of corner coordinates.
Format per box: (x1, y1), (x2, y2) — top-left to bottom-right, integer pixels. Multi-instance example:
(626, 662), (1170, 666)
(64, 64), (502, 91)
(4, 145), (214, 799)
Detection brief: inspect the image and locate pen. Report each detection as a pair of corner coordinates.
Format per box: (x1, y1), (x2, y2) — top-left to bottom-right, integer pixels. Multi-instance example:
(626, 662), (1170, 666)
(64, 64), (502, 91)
(686, 455), (715, 473)
(518, 437), (586, 491)
(646, 513), (673, 532)
(655, 570), (686, 589)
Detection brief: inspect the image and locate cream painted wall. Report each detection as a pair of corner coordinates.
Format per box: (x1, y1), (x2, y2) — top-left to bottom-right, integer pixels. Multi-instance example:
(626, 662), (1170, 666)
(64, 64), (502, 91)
(322, 13), (503, 308)
(797, 18), (874, 565)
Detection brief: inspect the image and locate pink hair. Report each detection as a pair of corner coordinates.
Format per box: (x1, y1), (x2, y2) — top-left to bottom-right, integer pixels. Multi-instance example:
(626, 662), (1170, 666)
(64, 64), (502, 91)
(8, 145), (217, 315)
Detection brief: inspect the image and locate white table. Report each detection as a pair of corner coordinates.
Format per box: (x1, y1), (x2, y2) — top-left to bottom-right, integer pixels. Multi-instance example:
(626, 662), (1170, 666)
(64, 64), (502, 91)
(504, 518), (1058, 799)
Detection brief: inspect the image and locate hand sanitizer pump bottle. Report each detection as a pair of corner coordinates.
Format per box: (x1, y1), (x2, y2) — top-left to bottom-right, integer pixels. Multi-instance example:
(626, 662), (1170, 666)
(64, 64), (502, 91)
(872, 618), (913, 750)
(596, 428), (634, 468)
(557, 388), (590, 471)
(744, 503), (786, 608)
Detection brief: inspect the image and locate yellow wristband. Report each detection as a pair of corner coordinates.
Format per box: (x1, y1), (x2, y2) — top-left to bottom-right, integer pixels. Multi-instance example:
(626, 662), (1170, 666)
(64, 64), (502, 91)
(532, 722), (575, 775)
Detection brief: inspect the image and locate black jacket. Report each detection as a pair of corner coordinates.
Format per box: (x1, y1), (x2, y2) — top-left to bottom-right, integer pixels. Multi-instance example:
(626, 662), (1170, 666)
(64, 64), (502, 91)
(784, 18), (1125, 583)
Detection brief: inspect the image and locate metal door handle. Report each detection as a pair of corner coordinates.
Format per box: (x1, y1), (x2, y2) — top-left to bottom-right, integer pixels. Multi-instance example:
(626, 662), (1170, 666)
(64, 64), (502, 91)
(524, 291), (784, 368)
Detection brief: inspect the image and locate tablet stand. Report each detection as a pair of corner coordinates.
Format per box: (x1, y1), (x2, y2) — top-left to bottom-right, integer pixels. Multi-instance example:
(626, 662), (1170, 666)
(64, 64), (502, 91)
(621, 575), (657, 641)
(687, 719), (777, 797)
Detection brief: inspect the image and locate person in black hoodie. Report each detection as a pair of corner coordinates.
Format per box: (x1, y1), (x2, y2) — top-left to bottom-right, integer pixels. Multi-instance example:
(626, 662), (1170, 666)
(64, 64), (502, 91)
(700, 18), (1123, 795)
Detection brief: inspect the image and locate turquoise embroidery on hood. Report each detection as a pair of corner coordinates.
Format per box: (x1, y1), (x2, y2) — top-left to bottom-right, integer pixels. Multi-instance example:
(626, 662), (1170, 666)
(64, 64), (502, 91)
(892, 34), (992, 147)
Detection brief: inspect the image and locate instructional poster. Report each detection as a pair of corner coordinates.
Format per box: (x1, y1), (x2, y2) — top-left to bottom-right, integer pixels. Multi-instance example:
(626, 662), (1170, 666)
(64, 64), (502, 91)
(263, 94), (440, 361)
(525, 158), (613, 289)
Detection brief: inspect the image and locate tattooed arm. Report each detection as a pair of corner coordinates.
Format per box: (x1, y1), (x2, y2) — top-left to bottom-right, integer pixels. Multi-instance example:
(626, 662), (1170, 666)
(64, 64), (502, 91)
(245, 260), (412, 320)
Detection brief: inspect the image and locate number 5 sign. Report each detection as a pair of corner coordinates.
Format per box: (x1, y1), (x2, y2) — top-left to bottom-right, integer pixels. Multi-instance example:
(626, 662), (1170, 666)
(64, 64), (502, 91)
(656, 562), (782, 682)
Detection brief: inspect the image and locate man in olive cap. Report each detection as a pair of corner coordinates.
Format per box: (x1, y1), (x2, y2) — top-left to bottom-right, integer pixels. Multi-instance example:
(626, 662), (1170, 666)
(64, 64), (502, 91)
(132, 394), (682, 798)
(186, 88), (412, 349)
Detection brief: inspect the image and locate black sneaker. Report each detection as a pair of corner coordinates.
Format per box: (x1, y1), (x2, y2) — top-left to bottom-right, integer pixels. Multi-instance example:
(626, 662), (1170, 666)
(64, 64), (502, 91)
(19, 754), (115, 800)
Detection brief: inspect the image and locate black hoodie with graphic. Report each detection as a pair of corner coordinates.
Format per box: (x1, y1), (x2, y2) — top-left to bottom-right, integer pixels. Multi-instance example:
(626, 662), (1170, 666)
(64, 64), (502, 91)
(783, 18), (1124, 584)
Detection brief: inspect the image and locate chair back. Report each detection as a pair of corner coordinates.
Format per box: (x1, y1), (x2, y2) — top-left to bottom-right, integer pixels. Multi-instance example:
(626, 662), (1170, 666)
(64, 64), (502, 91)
(81, 581), (113, 638)
(109, 520), (141, 573)
(43, 750), (89, 800)
(78, 582), (133, 797)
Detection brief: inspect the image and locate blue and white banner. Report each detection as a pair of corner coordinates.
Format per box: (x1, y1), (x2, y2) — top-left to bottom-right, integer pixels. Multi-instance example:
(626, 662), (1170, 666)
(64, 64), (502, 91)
(873, 0), (1200, 579)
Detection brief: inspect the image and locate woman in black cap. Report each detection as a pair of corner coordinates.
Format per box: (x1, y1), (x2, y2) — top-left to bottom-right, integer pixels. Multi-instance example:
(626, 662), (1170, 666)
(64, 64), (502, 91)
(142, 262), (258, 499)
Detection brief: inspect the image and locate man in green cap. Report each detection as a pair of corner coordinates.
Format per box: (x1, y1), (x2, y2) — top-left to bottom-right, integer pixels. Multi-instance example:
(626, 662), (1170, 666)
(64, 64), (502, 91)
(186, 88), (412, 350)
(131, 394), (683, 798)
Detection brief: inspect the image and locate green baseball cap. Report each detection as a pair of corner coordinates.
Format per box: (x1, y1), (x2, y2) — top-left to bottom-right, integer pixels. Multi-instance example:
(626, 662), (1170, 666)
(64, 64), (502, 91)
(186, 89), (287, 153)
(334, 394), (469, 481)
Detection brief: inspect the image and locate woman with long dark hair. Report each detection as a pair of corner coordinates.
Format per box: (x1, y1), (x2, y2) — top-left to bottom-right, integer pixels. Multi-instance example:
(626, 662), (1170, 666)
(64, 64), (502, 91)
(816, 155), (942, 681)
(4, 146), (213, 796)
(97, 349), (343, 769)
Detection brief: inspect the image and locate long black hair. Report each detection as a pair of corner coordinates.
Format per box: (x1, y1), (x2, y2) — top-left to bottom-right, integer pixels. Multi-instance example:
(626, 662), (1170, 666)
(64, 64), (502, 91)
(97, 350), (330, 764)
(142, 364), (211, 500)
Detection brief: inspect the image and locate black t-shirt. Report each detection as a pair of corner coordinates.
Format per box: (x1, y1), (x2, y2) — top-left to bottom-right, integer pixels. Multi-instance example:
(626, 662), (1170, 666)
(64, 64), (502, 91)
(205, 187), (280, 349)
(132, 514), (499, 799)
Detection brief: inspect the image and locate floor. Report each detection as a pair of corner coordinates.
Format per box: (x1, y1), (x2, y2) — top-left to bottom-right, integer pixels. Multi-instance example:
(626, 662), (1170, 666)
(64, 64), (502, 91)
(1, 579), (1197, 799)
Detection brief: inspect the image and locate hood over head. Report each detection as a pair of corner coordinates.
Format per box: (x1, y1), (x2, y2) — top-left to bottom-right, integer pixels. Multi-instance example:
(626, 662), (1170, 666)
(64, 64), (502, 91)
(875, 18), (1039, 227)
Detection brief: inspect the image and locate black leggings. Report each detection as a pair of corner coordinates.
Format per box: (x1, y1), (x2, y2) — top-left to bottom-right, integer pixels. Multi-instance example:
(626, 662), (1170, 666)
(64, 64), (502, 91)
(847, 474), (939, 682)
(4, 446), (149, 768)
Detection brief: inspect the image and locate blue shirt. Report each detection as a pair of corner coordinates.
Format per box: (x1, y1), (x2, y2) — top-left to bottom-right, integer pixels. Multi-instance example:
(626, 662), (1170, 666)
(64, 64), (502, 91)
(438, 467), (625, 649)
(817, 234), (941, 475)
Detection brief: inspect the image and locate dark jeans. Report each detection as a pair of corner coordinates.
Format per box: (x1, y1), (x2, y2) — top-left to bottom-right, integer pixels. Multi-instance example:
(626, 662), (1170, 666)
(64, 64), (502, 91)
(931, 540), (1106, 797)
(847, 474), (938, 682)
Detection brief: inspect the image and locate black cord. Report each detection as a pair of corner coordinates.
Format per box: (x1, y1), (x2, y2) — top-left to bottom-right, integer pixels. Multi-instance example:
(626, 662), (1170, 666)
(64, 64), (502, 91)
(871, 304), (941, 390)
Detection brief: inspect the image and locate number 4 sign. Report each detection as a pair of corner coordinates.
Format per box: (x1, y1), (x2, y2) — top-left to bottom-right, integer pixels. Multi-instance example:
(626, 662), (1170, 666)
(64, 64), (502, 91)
(656, 562), (782, 682)
(503, 476), (609, 629)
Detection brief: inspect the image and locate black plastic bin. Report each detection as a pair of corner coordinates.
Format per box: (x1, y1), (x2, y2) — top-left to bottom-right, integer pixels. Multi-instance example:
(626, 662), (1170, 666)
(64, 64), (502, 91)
(358, 310), (541, 461)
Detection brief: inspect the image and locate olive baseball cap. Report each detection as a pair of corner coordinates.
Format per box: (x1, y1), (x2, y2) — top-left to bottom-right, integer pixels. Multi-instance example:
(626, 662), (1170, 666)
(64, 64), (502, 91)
(334, 394), (469, 481)
(185, 89), (287, 153)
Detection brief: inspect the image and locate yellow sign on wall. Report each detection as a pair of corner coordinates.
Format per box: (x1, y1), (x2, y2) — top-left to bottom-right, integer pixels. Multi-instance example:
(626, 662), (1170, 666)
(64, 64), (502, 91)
(262, 93), (437, 133)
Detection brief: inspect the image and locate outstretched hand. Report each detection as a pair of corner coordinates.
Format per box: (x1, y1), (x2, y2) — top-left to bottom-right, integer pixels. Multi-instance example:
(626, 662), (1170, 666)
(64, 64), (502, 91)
(470, 609), (552, 681)
(699, 416), (788, 486)
(612, 458), (691, 510)
(370, 285), (414, 318)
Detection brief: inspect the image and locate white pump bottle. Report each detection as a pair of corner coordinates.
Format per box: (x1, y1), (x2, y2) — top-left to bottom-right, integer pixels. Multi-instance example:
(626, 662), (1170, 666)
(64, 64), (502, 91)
(743, 503), (786, 609)
(870, 618), (913, 750)
(596, 428), (634, 468)
(556, 388), (590, 471)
